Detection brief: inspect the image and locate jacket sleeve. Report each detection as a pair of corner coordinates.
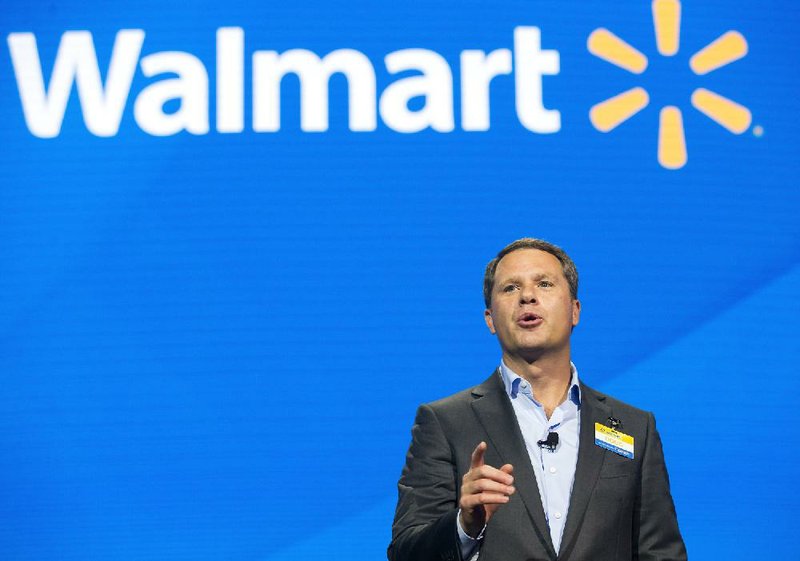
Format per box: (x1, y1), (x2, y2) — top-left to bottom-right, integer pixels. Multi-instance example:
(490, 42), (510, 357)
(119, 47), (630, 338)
(388, 404), (463, 561)
(634, 412), (688, 560)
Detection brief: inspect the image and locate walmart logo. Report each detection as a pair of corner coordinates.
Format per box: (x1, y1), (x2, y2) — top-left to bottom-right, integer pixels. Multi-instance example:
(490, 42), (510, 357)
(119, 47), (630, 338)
(6, 27), (560, 138)
(588, 0), (752, 169)
(7, 4), (755, 170)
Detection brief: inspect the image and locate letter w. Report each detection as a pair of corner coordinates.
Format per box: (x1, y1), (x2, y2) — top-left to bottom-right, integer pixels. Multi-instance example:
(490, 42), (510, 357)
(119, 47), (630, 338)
(7, 30), (144, 138)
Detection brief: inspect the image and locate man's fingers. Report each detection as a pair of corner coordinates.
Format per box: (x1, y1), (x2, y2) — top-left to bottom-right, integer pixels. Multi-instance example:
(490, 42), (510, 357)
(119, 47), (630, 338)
(465, 464), (514, 485)
(468, 445), (515, 486)
(462, 478), (515, 496)
(470, 441), (487, 469)
(463, 445), (514, 515)
(460, 492), (512, 509)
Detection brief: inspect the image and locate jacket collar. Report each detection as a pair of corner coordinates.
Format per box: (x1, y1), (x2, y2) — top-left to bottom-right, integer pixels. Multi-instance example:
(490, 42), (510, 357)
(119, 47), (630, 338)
(469, 371), (613, 561)
(557, 383), (612, 560)
(470, 370), (558, 560)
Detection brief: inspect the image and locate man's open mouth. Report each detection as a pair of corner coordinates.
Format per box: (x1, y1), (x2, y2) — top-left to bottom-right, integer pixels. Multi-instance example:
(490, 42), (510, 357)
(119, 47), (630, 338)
(516, 313), (543, 327)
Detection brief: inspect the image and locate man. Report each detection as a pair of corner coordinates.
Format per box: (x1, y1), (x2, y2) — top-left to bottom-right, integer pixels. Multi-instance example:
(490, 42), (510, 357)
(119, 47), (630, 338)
(388, 238), (686, 561)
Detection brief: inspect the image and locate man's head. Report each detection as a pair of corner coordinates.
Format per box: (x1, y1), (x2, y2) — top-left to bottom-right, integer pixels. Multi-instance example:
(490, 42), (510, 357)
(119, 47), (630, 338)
(483, 238), (578, 309)
(483, 239), (580, 364)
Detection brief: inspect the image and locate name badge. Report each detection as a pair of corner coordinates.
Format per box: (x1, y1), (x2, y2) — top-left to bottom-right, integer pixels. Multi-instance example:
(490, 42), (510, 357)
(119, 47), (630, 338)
(594, 422), (634, 459)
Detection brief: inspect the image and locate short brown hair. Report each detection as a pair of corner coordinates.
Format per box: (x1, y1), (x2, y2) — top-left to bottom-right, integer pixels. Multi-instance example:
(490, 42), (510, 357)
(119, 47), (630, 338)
(483, 238), (579, 308)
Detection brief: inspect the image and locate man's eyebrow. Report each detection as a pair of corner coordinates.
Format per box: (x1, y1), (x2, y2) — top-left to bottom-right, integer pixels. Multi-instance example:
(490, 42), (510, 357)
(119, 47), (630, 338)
(495, 275), (521, 286)
(496, 272), (558, 285)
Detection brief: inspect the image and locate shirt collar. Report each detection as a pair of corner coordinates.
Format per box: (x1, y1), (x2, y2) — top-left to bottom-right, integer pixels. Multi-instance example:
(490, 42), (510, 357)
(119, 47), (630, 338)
(500, 360), (582, 408)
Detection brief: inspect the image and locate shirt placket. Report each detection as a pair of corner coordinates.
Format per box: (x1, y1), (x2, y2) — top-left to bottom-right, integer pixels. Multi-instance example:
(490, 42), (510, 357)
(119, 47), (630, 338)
(539, 406), (566, 538)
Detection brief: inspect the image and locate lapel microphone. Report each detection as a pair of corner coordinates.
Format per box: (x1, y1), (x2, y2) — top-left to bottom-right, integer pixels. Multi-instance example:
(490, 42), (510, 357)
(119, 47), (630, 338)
(537, 431), (559, 452)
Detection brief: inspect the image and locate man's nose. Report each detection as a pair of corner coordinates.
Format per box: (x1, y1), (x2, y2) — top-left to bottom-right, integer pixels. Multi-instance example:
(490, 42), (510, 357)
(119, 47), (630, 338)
(519, 285), (537, 304)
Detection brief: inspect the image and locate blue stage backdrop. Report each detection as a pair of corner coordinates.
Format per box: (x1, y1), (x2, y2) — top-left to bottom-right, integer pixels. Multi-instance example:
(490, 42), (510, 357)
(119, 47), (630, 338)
(1, 1), (798, 559)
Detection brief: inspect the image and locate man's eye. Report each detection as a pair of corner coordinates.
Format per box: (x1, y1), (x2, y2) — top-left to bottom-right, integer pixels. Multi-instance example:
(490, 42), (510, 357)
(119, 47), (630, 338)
(539, 281), (553, 288)
(503, 284), (518, 292)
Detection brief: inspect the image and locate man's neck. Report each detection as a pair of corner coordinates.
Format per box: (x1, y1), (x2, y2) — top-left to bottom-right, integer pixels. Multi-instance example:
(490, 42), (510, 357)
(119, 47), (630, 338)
(503, 353), (573, 418)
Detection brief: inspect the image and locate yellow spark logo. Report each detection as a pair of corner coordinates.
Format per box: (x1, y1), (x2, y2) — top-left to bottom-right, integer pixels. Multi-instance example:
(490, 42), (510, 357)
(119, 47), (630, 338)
(587, 0), (751, 169)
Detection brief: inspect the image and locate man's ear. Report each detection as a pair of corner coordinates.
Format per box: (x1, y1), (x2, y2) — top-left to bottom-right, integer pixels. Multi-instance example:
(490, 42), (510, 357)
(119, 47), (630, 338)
(484, 308), (496, 334)
(572, 299), (581, 327)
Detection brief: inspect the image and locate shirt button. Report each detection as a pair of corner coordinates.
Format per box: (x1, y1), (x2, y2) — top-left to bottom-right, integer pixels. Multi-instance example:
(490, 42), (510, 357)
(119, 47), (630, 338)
(554, 512), (562, 519)
(549, 466), (557, 474)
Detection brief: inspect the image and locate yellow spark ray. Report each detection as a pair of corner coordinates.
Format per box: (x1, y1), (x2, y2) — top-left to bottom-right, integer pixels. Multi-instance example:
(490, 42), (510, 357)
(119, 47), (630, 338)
(691, 88), (752, 134)
(652, 0), (681, 56)
(589, 87), (650, 132)
(587, 28), (648, 74)
(658, 106), (687, 169)
(689, 31), (748, 75)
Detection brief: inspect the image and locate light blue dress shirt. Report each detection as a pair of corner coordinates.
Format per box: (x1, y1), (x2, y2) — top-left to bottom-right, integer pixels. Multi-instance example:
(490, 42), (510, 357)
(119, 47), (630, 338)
(458, 362), (581, 559)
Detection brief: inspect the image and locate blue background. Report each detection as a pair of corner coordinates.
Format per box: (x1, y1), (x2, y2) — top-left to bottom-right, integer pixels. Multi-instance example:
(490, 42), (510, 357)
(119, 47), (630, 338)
(1, 1), (798, 559)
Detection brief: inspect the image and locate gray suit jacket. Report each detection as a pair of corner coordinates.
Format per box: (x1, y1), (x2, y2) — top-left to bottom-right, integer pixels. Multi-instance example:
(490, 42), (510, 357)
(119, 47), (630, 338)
(388, 371), (687, 561)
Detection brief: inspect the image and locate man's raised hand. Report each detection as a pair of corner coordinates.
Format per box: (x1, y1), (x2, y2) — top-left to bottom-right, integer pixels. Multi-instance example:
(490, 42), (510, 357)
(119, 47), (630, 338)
(458, 441), (515, 538)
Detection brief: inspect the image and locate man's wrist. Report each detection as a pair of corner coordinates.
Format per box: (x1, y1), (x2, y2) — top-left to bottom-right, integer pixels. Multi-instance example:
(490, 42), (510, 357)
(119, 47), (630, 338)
(457, 509), (487, 541)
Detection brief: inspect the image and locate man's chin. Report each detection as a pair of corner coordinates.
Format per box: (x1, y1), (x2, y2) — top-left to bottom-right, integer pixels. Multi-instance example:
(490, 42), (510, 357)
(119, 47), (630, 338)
(504, 341), (570, 363)
(503, 346), (546, 365)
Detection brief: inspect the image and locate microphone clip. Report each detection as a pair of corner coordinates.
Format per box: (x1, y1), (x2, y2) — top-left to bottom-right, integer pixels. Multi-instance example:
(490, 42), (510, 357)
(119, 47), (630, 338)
(537, 431), (559, 452)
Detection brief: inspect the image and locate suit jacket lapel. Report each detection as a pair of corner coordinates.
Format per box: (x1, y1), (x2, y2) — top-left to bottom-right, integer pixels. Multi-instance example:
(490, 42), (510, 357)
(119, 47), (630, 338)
(470, 371), (558, 561)
(557, 383), (612, 559)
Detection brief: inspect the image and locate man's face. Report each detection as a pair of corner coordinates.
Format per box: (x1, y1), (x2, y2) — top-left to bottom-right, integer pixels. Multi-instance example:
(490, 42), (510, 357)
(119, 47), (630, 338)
(484, 249), (580, 362)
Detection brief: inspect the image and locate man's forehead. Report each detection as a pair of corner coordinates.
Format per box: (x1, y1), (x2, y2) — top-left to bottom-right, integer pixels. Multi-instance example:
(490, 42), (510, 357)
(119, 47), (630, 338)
(495, 248), (563, 276)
